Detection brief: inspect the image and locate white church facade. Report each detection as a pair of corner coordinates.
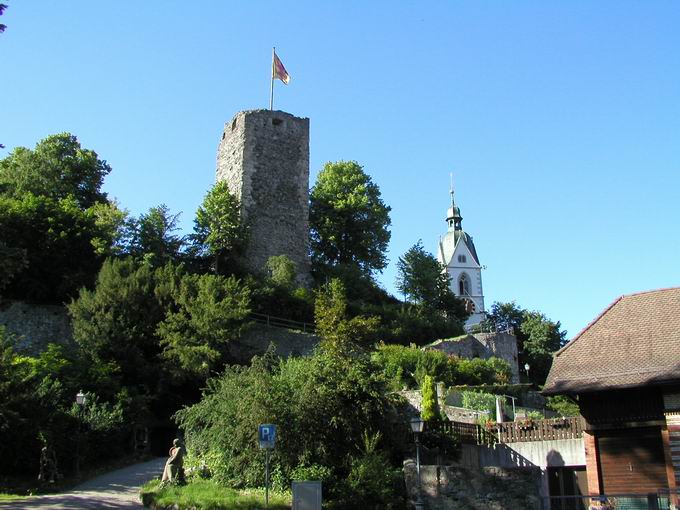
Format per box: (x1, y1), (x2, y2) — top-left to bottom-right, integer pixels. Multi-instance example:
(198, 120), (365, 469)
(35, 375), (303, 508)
(437, 186), (486, 329)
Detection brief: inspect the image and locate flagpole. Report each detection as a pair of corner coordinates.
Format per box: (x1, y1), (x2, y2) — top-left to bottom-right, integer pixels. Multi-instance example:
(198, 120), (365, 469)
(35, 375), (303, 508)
(269, 47), (275, 111)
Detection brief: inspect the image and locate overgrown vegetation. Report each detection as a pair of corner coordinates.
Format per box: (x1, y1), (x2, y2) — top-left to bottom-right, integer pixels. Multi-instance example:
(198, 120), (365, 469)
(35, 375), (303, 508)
(481, 301), (567, 386)
(0, 132), (569, 507)
(175, 283), (407, 508)
(372, 343), (511, 391)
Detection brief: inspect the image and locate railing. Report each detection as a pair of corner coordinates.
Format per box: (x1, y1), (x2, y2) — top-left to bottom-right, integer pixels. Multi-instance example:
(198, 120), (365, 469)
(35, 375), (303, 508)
(428, 420), (497, 446)
(249, 312), (315, 334)
(430, 416), (583, 446)
(496, 416), (583, 443)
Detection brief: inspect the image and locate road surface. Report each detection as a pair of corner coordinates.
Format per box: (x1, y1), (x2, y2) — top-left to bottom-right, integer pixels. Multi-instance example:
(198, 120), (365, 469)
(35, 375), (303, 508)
(0, 457), (165, 509)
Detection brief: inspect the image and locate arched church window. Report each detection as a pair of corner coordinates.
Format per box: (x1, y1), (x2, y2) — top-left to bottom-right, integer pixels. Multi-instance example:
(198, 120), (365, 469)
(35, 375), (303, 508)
(459, 273), (471, 296)
(458, 254), (467, 263)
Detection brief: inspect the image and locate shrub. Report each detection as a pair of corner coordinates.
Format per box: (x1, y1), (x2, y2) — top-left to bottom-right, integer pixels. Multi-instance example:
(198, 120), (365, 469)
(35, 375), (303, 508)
(461, 390), (497, 423)
(175, 347), (406, 494)
(372, 344), (511, 390)
(421, 375), (440, 421)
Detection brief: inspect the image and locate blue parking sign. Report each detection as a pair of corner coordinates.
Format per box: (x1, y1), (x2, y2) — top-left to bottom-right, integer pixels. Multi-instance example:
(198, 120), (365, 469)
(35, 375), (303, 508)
(259, 424), (276, 449)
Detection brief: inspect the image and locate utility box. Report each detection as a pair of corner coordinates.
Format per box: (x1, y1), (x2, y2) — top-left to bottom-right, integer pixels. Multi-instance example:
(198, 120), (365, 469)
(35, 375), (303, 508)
(292, 481), (322, 510)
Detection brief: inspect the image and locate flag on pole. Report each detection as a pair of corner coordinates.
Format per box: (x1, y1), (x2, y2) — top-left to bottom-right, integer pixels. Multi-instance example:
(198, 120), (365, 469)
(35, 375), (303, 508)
(272, 51), (290, 84)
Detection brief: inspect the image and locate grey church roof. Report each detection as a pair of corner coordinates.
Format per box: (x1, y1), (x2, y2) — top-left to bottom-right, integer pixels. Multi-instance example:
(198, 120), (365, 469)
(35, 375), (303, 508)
(439, 229), (480, 266)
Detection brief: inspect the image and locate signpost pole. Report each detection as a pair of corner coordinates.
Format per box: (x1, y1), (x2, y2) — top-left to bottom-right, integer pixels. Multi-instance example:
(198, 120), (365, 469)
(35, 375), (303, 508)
(265, 449), (270, 508)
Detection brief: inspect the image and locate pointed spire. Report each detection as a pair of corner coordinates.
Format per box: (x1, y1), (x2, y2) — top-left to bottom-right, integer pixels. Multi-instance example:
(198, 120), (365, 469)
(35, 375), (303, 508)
(446, 172), (462, 231)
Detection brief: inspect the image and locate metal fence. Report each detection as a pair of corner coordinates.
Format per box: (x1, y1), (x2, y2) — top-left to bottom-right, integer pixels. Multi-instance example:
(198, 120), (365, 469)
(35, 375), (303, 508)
(542, 492), (678, 510)
(250, 312), (315, 334)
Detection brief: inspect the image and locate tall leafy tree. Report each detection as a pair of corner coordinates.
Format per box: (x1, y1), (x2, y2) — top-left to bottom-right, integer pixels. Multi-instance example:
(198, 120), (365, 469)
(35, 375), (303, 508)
(485, 301), (567, 386)
(190, 181), (247, 273)
(68, 258), (175, 394)
(396, 240), (450, 309)
(0, 133), (111, 209)
(131, 204), (184, 266)
(0, 194), (112, 302)
(519, 311), (567, 386)
(309, 161), (391, 275)
(157, 273), (251, 380)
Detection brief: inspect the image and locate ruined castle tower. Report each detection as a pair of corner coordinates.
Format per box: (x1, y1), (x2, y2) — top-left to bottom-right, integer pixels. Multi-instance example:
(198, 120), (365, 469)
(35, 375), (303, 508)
(216, 109), (312, 285)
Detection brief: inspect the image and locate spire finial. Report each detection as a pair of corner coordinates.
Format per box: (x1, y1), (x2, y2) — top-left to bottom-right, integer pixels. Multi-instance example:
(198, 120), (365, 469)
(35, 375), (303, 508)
(449, 172), (455, 207)
(446, 172), (462, 231)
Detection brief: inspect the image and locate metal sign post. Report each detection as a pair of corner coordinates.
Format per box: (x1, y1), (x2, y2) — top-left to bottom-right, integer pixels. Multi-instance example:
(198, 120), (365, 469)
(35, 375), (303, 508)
(258, 424), (277, 508)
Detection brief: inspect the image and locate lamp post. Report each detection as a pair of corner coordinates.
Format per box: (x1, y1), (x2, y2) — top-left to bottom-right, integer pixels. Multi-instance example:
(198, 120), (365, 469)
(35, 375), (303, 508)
(410, 416), (426, 510)
(75, 390), (87, 480)
(524, 362), (530, 382)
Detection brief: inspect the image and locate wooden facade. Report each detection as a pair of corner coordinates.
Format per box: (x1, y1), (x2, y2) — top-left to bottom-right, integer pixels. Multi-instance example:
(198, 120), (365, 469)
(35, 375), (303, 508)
(577, 386), (679, 500)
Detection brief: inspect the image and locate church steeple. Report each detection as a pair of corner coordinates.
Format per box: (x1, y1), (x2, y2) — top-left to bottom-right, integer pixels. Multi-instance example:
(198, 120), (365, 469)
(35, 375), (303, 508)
(446, 175), (463, 231)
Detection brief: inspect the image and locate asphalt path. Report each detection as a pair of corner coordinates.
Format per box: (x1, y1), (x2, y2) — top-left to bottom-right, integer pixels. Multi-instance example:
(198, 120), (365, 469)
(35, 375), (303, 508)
(0, 457), (165, 510)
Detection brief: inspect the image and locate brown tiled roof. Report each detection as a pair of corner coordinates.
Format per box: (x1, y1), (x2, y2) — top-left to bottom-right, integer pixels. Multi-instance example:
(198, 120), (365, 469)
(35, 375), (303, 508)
(543, 287), (680, 395)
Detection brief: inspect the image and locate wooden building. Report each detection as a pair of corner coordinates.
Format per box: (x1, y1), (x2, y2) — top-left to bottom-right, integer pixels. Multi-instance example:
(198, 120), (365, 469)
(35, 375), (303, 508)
(543, 287), (680, 505)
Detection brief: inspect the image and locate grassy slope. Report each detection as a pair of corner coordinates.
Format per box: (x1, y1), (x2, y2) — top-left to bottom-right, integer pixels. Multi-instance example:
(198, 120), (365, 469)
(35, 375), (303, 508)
(140, 480), (291, 510)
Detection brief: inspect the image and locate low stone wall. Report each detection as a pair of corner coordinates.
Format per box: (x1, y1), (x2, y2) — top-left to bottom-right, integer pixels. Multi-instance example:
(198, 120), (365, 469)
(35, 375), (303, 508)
(404, 461), (542, 509)
(425, 332), (520, 383)
(0, 300), (73, 354)
(228, 323), (320, 364)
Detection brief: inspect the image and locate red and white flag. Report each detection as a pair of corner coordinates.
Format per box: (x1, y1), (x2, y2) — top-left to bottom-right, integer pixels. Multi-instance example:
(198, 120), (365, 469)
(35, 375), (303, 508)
(272, 51), (290, 85)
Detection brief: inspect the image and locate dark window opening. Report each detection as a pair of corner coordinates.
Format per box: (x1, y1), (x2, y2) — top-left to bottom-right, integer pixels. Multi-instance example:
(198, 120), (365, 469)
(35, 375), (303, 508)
(272, 118), (283, 126)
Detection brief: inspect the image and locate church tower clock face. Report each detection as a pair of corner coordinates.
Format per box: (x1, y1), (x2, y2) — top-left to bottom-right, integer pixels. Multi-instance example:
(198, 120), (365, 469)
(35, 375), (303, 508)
(436, 178), (486, 330)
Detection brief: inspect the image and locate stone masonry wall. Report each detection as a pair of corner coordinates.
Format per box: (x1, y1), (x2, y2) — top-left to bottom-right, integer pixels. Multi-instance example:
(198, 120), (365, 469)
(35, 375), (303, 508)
(0, 300), (73, 354)
(216, 110), (312, 286)
(425, 332), (520, 383)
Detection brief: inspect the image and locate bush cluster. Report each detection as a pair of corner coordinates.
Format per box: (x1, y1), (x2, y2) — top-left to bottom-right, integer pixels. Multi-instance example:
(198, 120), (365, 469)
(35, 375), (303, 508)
(371, 343), (512, 391)
(175, 346), (407, 508)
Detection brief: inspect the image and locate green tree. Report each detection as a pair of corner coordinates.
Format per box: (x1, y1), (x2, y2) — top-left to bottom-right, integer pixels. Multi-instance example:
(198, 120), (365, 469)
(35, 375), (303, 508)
(420, 374), (440, 421)
(157, 273), (251, 380)
(68, 258), (175, 394)
(484, 301), (567, 386)
(0, 194), (112, 302)
(175, 346), (404, 505)
(520, 310), (567, 385)
(265, 255), (296, 290)
(396, 240), (446, 306)
(309, 161), (391, 275)
(191, 182), (247, 273)
(314, 279), (381, 352)
(131, 204), (184, 266)
(0, 133), (111, 209)
(484, 301), (524, 333)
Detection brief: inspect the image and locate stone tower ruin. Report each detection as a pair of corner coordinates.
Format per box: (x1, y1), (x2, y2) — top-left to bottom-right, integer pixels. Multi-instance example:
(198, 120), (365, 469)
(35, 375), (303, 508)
(216, 109), (312, 285)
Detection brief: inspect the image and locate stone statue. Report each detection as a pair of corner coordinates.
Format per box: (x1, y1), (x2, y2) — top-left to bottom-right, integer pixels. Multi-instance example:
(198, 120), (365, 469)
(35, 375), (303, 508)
(38, 446), (58, 484)
(161, 438), (185, 485)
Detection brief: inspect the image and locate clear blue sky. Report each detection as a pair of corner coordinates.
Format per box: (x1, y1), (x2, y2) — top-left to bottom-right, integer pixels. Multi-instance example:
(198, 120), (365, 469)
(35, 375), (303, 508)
(3, 1), (679, 339)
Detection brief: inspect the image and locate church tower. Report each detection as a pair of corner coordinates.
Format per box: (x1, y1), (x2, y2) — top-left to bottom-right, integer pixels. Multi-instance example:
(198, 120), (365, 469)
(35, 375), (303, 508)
(436, 182), (486, 329)
(216, 109), (312, 285)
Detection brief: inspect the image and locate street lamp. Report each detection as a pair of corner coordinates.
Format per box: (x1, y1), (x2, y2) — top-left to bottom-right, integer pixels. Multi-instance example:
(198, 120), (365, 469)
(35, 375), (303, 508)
(75, 390), (87, 479)
(410, 416), (426, 510)
(524, 363), (530, 381)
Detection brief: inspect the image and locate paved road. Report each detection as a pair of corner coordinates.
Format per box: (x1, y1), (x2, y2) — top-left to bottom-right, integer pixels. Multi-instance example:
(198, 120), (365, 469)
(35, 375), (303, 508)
(0, 457), (165, 510)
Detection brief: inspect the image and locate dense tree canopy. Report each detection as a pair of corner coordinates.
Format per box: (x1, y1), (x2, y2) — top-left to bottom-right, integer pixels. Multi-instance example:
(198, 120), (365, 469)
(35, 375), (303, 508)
(484, 301), (567, 385)
(0, 133), (111, 209)
(0, 194), (114, 302)
(309, 161), (391, 275)
(130, 204), (185, 266)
